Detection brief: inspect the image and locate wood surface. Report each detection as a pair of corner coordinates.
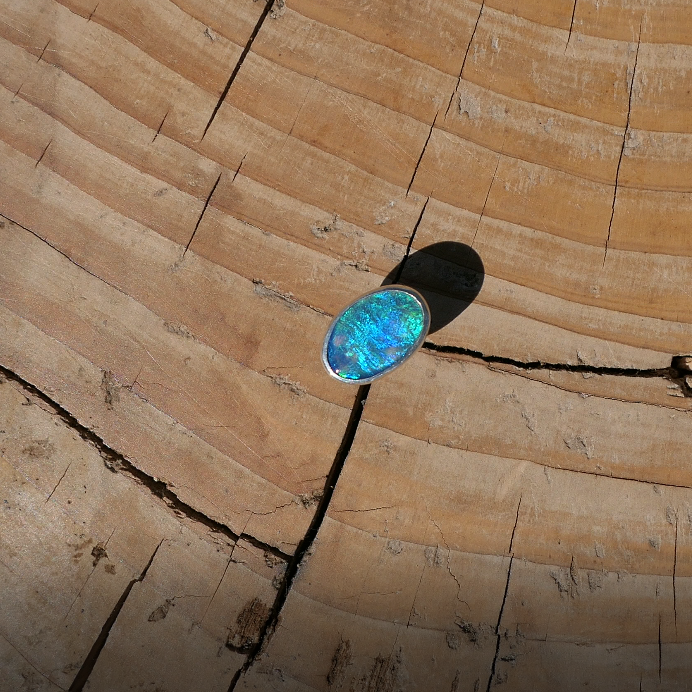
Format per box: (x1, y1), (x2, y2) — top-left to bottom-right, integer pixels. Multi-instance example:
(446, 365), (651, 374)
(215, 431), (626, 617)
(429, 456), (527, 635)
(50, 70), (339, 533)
(0, 0), (691, 690)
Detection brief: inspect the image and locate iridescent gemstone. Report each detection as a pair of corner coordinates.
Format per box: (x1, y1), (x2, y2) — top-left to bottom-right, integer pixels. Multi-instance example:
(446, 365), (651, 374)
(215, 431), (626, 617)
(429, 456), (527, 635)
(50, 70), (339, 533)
(322, 286), (430, 383)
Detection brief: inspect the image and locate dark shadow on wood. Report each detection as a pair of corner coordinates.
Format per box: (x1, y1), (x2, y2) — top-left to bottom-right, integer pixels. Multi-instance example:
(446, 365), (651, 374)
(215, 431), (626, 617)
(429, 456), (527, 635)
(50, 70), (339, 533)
(383, 241), (485, 334)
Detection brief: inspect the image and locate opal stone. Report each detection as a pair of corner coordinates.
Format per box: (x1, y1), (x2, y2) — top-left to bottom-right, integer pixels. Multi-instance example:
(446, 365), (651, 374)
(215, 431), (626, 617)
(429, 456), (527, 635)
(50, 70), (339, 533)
(323, 287), (429, 383)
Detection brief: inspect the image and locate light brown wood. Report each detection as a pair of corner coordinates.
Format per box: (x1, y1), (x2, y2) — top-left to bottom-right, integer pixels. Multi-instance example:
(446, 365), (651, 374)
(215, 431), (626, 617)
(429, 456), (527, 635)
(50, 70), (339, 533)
(0, 375), (277, 691)
(1, 0), (691, 689)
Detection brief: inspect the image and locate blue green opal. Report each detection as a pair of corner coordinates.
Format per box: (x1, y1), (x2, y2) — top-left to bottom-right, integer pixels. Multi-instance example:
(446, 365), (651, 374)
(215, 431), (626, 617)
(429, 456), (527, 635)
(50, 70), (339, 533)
(325, 288), (427, 382)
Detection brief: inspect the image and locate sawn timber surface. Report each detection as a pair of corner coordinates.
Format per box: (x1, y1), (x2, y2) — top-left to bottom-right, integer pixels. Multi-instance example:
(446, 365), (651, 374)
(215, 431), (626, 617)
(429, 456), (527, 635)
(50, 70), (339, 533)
(0, 0), (691, 690)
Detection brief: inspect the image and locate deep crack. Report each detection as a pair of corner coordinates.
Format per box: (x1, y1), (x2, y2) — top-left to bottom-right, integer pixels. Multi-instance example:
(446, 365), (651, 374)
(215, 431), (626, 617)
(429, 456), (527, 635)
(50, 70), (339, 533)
(230, 201), (433, 687)
(36, 139), (52, 168)
(228, 385), (371, 690)
(68, 541), (163, 691)
(0, 364), (290, 561)
(508, 496), (522, 555)
(673, 519), (679, 635)
(486, 557), (514, 692)
(445, 0), (484, 117)
(423, 343), (691, 395)
(604, 25), (641, 266)
(152, 110), (168, 143)
(184, 172), (222, 256)
(472, 153), (501, 247)
(407, 115), (437, 195)
(202, 0), (275, 139)
(566, 0), (578, 50)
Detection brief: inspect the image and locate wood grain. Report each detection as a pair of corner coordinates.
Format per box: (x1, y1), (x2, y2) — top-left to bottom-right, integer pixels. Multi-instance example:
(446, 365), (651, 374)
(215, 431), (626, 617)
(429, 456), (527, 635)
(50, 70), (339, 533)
(1, 0), (691, 688)
(0, 376), (276, 690)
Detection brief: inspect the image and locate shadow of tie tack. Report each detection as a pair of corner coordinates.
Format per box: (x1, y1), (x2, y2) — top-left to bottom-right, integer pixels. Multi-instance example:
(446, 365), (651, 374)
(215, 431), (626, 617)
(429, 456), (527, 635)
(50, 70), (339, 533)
(383, 241), (485, 335)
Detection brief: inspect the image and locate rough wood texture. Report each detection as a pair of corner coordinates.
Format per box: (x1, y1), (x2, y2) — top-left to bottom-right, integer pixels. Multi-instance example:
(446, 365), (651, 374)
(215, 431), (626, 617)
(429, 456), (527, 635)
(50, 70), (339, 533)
(1, 0), (691, 690)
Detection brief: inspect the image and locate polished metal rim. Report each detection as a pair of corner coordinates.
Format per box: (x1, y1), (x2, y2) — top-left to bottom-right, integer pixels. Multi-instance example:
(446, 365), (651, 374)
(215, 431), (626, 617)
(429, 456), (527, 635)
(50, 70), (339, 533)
(321, 284), (431, 385)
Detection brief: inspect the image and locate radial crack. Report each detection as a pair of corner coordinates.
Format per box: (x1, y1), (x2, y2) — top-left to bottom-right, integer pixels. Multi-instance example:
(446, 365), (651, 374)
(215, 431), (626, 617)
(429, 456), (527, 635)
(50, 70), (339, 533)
(202, 0), (274, 139)
(472, 153), (500, 247)
(228, 385), (371, 690)
(37, 40), (50, 63)
(486, 557), (514, 692)
(604, 25), (640, 266)
(201, 555), (233, 623)
(566, 0), (578, 50)
(673, 518), (679, 636)
(68, 541), (163, 691)
(406, 565), (427, 627)
(45, 462), (71, 503)
(232, 154), (247, 183)
(286, 77), (315, 140)
(35, 139), (52, 168)
(407, 114), (437, 195)
(658, 615), (662, 682)
(152, 110), (168, 143)
(184, 172), (222, 256)
(508, 495), (522, 555)
(445, 1), (484, 117)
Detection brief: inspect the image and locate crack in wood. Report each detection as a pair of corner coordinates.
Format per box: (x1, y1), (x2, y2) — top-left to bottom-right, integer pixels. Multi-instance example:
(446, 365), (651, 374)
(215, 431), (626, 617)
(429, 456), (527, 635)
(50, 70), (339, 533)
(286, 77), (315, 141)
(184, 172), (222, 256)
(487, 364), (691, 411)
(68, 540), (163, 691)
(202, 0), (275, 140)
(5, 213), (333, 326)
(228, 384), (371, 690)
(604, 24), (641, 267)
(232, 154), (247, 184)
(407, 114), (437, 195)
(35, 139), (52, 168)
(472, 152), (501, 247)
(484, 498), (521, 688)
(37, 40), (50, 64)
(658, 614), (662, 682)
(406, 565), (427, 628)
(6, 6), (676, 197)
(45, 461), (71, 504)
(201, 555), (233, 624)
(673, 518), (679, 636)
(0, 633), (58, 689)
(508, 495), (522, 555)
(424, 342), (691, 396)
(486, 556), (514, 692)
(0, 364), (291, 562)
(333, 505), (395, 514)
(431, 518), (471, 612)
(152, 110), (168, 143)
(445, 0), (485, 118)
(566, 0), (578, 51)
(5, 214), (126, 297)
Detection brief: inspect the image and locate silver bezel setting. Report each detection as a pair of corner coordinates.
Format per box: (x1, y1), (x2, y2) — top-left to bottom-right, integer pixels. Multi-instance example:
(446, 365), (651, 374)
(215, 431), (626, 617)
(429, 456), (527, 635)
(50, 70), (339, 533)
(321, 284), (431, 385)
